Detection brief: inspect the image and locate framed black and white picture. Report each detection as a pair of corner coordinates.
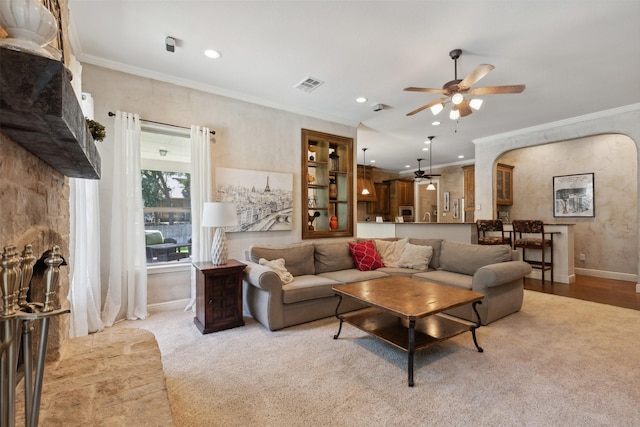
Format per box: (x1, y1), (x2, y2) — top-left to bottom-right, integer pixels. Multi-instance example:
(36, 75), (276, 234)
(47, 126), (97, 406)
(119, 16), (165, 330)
(216, 167), (294, 231)
(443, 191), (450, 212)
(452, 198), (460, 219)
(553, 173), (594, 217)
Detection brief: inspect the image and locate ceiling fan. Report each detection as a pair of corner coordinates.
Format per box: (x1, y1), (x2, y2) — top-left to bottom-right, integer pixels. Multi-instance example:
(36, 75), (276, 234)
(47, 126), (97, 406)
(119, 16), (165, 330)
(414, 136), (440, 181)
(405, 49), (526, 119)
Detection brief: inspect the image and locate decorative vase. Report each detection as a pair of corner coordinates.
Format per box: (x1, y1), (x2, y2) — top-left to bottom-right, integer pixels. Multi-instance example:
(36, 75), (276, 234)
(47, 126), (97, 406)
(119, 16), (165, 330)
(329, 215), (338, 230)
(329, 178), (337, 199)
(0, 0), (60, 59)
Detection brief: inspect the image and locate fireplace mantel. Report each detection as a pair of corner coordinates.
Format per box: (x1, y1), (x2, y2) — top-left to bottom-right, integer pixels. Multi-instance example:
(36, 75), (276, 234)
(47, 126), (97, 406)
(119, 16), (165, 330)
(0, 48), (101, 179)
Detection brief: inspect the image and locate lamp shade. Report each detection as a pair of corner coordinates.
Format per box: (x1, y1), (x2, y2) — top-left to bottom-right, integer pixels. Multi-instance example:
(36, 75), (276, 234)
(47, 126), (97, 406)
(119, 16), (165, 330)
(202, 202), (238, 228)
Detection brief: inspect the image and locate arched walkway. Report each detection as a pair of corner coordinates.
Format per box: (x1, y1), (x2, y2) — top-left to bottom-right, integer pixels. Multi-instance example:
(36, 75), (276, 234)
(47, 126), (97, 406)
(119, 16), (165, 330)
(473, 104), (640, 293)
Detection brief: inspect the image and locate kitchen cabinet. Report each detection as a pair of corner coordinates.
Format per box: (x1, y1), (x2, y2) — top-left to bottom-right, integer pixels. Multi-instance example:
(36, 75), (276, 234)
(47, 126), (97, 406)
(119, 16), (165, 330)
(496, 163), (514, 205)
(367, 182), (390, 214)
(462, 163), (514, 216)
(301, 129), (353, 239)
(462, 165), (475, 222)
(387, 179), (415, 219)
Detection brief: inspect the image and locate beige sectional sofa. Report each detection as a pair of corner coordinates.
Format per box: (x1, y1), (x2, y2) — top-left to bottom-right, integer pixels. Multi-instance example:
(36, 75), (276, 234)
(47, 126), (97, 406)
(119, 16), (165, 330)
(242, 238), (531, 331)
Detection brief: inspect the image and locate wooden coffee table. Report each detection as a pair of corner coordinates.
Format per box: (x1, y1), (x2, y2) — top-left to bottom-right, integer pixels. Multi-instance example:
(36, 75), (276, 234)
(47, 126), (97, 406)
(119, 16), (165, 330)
(332, 276), (484, 387)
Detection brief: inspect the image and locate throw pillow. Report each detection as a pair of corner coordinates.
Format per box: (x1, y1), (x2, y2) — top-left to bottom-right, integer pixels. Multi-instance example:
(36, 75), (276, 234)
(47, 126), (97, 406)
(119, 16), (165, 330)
(348, 240), (385, 271)
(374, 238), (408, 268)
(398, 243), (433, 270)
(259, 258), (294, 284)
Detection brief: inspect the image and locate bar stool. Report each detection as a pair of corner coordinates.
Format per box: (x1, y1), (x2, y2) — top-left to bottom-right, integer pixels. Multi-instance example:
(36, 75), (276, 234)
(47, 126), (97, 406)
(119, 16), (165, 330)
(512, 220), (553, 283)
(476, 219), (511, 245)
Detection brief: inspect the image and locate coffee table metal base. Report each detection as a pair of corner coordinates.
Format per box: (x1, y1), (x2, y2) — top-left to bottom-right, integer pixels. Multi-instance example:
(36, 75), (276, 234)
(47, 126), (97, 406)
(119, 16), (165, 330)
(333, 295), (484, 387)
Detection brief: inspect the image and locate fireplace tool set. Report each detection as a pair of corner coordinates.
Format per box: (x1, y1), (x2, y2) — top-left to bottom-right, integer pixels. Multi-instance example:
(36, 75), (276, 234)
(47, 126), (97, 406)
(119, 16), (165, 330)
(1, 245), (69, 427)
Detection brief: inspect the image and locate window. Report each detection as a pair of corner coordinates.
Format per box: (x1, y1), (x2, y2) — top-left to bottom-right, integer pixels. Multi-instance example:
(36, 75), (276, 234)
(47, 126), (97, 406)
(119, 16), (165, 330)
(140, 126), (192, 264)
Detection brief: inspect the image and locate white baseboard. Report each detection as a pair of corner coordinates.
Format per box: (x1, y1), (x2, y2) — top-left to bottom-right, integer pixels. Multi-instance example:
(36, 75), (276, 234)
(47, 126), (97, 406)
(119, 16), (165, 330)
(147, 299), (190, 313)
(574, 267), (638, 283)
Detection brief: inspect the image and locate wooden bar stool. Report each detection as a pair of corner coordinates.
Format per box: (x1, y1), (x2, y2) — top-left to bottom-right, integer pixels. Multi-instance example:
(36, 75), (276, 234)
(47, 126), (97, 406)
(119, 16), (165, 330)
(512, 220), (553, 283)
(476, 219), (511, 245)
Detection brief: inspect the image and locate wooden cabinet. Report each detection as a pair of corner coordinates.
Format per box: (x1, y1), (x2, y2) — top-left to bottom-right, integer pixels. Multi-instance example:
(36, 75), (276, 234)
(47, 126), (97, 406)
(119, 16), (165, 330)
(301, 129), (353, 239)
(367, 182), (390, 214)
(397, 180), (415, 206)
(496, 163), (514, 205)
(387, 179), (415, 219)
(193, 260), (246, 334)
(462, 163), (514, 217)
(462, 165), (475, 222)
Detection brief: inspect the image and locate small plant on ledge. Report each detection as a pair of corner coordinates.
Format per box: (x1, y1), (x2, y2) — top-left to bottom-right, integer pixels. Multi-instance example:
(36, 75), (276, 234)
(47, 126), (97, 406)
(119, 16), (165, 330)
(85, 118), (106, 142)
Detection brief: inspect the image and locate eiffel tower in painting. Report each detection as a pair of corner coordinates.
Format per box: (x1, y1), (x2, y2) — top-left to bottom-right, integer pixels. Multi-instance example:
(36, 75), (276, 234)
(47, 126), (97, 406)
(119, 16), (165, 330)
(264, 176), (271, 192)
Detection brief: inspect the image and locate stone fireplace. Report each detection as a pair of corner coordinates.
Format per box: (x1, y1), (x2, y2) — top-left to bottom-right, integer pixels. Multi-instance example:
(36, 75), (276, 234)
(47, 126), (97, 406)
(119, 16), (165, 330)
(1, 47), (101, 361)
(0, 133), (70, 360)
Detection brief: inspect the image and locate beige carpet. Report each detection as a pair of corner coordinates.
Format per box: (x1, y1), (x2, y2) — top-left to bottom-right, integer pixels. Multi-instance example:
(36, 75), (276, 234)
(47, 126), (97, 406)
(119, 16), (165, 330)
(115, 290), (640, 426)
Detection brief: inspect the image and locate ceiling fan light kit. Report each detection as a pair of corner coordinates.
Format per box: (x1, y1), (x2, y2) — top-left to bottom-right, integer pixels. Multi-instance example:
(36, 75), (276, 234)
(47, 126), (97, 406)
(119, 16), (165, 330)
(405, 48), (525, 120)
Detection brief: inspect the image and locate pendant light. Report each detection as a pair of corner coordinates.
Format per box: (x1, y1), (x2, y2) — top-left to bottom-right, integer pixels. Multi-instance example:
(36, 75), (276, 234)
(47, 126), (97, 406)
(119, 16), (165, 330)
(426, 137), (436, 191)
(361, 148), (370, 195)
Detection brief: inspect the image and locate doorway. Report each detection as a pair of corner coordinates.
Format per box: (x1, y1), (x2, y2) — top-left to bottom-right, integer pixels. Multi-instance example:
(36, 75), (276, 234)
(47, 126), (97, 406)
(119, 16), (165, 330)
(416, 180), (439, 222)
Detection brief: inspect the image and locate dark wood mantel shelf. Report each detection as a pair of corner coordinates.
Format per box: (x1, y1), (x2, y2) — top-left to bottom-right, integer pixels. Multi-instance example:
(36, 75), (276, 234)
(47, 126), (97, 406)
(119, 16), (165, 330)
(0, 48), (101, 179)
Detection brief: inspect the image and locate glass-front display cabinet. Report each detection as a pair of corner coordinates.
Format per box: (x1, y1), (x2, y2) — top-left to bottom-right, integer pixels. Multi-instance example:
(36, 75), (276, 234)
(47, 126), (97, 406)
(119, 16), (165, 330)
(301, 129), (353, 239)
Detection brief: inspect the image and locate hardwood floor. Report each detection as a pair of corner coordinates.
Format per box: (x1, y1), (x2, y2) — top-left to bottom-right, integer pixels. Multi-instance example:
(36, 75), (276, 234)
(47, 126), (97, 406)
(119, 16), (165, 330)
(524, 275), (640, 311)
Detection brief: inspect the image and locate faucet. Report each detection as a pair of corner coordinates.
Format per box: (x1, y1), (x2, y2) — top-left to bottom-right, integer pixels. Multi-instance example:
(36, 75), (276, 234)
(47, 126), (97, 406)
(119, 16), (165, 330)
(422, 212), (431, 222)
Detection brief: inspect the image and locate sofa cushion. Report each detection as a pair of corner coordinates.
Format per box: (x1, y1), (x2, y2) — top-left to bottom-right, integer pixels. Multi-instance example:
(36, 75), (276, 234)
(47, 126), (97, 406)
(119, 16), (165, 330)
(314, 240), (356, 274)
(374, 238), (408, 267)
(408, 238), (443, 269)
(318, 268), (388, 283)
(398, 243), (433, 270)
(249, 242), (315, 276)
(281, 275), (343, 304)
(348, 240), (384, 271)
(439, 241), (512, 275)
(413, 270), (473, 290)
(259, 258), (294, 284)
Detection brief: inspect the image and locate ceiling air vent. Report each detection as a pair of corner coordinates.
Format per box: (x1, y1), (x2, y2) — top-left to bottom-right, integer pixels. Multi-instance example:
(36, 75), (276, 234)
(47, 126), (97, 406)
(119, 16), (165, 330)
(294, 77), (324, 93)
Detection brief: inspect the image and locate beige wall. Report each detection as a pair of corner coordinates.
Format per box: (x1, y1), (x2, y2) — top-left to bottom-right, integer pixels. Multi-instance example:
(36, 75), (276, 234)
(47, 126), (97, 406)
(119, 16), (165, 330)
(498, 134), (637, 275)
(81, 64), (357, 303)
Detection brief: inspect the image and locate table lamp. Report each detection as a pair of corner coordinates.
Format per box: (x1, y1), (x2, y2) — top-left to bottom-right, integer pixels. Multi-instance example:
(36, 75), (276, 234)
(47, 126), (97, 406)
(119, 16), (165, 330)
(202, 202), (238, 265)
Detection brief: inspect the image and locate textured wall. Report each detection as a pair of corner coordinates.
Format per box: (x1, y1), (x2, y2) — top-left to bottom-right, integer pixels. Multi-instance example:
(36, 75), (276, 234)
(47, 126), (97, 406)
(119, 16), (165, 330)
(499, 134), (637, 275)
(80, 64), (357, 304)
(0, 133), (71, 360)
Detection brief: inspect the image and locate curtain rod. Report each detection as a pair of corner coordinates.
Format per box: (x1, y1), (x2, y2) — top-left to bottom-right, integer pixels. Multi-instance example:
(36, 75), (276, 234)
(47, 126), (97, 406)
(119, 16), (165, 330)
(107, 111), (216, 135)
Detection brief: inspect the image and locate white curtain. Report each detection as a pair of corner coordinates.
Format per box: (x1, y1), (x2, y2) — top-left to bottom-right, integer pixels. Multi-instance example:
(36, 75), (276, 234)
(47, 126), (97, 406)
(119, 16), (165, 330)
(67, 92), (104, 337)
(69, 179), (104, 336)
(185, 126), (213, 311)
(102, 111), (148, 326)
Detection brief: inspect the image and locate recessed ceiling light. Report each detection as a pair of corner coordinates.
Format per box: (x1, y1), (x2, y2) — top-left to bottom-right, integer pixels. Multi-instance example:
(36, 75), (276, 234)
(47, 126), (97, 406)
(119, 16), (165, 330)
(204, 49), (221, 59)
(370, 159), (375, 163)
(432, 121), (440, 126)
(422, 147), (429, 151)
(356, 97), (367, 103)
(405, 165), (411, 168)
(458, 155), (464, 159)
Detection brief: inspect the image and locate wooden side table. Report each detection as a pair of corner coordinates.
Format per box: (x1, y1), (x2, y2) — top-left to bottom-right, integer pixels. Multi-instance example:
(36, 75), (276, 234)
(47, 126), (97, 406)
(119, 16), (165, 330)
(192, 259), (246, 334)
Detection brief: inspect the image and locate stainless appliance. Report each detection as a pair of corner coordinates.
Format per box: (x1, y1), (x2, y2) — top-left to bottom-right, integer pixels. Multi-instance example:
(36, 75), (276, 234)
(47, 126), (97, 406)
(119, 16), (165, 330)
(399, 206), (414, 222)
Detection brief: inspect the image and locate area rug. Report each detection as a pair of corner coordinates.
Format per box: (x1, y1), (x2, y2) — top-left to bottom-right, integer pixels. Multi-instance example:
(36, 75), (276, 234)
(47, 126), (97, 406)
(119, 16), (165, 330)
(116, 290), (640, 426)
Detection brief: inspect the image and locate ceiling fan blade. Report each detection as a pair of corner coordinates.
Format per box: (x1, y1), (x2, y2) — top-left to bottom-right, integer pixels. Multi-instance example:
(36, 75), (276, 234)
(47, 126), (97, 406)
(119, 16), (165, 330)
(406, 98), (447, 116)
(404, 87), (447, 94)
(459, 64), (494, 89)
(425, 174), (441, 178)
(457, 97), (473, 117)
(469, 85), (526, 95)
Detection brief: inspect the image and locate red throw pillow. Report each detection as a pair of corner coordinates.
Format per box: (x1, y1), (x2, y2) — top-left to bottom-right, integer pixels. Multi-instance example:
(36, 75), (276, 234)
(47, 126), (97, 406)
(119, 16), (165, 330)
(348, 240), (385, 271)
